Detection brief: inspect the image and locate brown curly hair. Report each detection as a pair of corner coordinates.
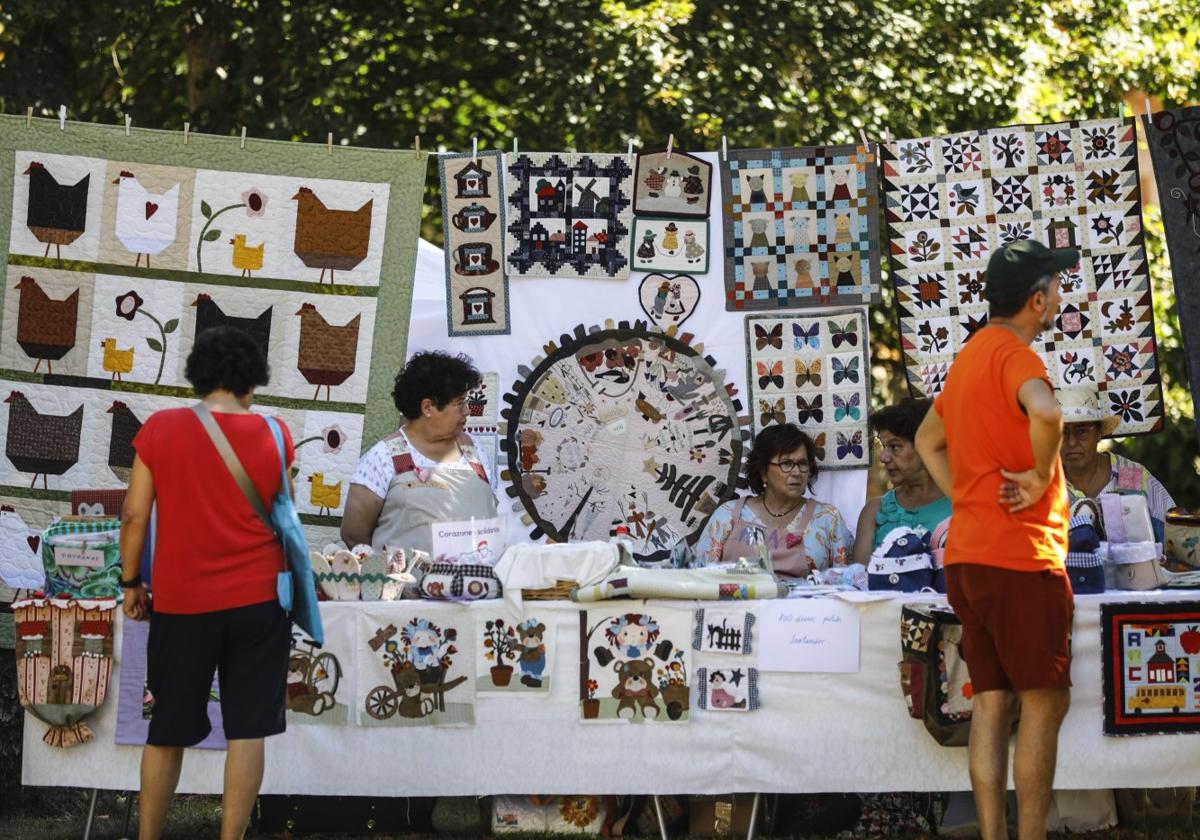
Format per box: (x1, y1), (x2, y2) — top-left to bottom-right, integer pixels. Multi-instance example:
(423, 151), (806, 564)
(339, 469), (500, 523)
(745, 423), (819, 494)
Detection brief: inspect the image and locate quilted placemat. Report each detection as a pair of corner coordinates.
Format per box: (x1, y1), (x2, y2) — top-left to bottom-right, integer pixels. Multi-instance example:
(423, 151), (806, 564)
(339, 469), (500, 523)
(1144, 108), (1200, 446)
(745, 308), (871, 470)
(881, 118), (1163, 437)
(633, 148), (712, 218)
(1100, 600), (1200, 735)
(0, 116), (426, 544)
(504, 152), (633, 280)
(720, 143), (881, 310)
(439, 151), (509, 336)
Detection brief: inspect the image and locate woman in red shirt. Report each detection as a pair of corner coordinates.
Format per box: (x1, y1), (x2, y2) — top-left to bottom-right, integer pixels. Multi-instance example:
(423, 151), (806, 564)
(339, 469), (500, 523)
(120, 325), (293, 840)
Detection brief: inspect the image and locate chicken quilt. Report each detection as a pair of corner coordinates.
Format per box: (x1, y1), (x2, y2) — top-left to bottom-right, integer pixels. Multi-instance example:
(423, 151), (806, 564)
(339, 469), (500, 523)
(0, 117), (425, 544)
(881, 118), (1163, 437)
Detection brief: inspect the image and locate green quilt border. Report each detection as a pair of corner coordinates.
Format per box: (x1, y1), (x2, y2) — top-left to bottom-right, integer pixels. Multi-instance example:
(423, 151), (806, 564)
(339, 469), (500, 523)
(0, 115), (428, 453)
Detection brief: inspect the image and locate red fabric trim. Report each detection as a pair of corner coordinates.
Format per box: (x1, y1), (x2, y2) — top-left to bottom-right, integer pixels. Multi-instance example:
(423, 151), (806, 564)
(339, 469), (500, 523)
(78, 620), (111, 637)
(17, 620), (49, 636)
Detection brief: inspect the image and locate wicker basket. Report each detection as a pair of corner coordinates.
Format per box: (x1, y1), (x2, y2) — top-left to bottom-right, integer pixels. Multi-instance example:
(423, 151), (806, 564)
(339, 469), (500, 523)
(521, 579), (576, 601)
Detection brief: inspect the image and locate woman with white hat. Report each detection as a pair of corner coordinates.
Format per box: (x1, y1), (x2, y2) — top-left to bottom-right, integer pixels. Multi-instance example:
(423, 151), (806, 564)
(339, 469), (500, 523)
(1058, 387), (1175, 540)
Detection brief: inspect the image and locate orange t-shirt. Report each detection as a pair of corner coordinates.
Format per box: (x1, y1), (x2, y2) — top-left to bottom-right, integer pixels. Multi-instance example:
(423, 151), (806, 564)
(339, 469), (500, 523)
(932, 326), (1068, 572)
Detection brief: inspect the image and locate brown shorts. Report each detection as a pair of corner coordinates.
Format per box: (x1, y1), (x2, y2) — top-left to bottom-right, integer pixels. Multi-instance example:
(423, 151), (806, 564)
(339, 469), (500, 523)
(944, 563), (1073, 693)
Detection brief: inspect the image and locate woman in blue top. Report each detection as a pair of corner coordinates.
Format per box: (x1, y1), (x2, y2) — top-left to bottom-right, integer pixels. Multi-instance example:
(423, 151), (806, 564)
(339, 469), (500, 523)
(852, 398), (951, 563)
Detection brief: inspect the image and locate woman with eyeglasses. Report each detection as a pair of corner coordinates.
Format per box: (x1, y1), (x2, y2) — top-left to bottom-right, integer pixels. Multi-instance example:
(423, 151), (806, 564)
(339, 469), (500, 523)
(851, 398), (951, 565)
(340, 351), (498, 555)
(694, 423), (852, 575)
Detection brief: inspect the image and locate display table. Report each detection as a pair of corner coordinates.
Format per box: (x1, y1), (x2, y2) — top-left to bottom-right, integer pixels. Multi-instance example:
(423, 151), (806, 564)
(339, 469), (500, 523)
(21, 592), (1200, 795)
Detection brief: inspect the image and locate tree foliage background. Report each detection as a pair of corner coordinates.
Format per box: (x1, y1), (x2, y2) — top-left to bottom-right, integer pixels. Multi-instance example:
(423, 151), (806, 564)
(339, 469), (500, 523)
(0, 0), (1197, 500)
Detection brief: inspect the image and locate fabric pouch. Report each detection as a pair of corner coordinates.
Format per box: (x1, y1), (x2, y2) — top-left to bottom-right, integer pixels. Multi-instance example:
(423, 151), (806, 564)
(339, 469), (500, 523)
(1111, 542), (1166, 590)
(1066, 499), (1106, 595)
(419, 562), (501, 601)
(869, 527), (938, 592)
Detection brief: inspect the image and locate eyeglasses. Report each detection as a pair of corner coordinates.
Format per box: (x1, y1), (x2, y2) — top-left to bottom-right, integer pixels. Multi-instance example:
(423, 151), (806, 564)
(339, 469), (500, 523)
(769, 459), (810, 474)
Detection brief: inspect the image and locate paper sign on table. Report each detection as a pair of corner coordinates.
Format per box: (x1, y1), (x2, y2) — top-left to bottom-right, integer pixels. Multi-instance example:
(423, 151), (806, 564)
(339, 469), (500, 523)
(756, 599), (860, 673)
(431, 517), (506, 564)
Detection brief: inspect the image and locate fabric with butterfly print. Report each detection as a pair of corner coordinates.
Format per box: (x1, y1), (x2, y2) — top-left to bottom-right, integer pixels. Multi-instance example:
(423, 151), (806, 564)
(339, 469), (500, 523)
(745, 309), (871, 470)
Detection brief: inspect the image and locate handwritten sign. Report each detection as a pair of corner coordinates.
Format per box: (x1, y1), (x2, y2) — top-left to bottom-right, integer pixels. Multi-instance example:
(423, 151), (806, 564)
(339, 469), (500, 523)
(54, 545), (105, 569)
(430, 516), (505, 565)
(756, 599), (860, 673)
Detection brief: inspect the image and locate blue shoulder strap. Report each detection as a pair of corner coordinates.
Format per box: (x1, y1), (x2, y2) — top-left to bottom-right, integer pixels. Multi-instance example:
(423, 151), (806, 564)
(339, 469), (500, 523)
(263, 415), (290, 496)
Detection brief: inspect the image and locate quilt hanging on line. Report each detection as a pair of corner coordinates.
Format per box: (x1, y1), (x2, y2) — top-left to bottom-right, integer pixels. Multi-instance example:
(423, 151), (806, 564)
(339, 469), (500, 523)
(504, 152), (633, 281)
(0, 117), (426, 544)
(720, 143), (881, 310)
(1143, 107), (1200, 447)
(881, 118), (1163, 437)
(1100, 600), (1200, 736)
(745, 308), (871, 470)
(439, 151), (509, 336)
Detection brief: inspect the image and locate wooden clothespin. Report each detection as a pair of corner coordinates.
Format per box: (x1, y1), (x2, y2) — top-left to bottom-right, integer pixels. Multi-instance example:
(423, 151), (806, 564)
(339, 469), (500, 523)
(125, 114), (132, 136)
(25, 107), (32, 129)
(858, 128), (869, 149)
(240, 126), (247, 149)
(1144, 97), (1152, 120)
(627, 138), (635, 161)
(414, 134), (421, 159)
(471, 136), (478, 164)
(327, 132), (334, 156)
(666, 133), (674, 159)
(720, 134), (727, 161)
(58, 105), (67, 131)
(512, 136), (519, 156)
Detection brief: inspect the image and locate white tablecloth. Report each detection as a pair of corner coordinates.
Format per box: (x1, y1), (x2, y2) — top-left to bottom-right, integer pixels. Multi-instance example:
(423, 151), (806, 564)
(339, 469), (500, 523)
(22, 592), (1200, 795)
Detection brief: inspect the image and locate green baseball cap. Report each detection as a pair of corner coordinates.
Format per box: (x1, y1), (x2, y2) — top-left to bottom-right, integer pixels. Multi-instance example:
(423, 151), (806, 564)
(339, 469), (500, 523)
(984, 240), (1079, 303)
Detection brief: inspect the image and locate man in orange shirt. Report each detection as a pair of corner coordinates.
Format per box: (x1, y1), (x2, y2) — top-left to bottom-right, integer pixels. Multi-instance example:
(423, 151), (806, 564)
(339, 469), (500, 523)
(915, 239), (1076, 840)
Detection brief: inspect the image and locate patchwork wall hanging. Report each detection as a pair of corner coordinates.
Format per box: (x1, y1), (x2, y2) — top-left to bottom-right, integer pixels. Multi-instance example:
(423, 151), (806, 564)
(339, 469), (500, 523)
(463, 371), (501, 490)
(696, 667), (760, 711)
(631, 218), (710, 274)
(356, 610), (475, 726)
(439, 151), (509, 336)
(745, 309), (871, 470)
(637, 272), (701, 330)
(14, 595), (114, 747)
(720, 144), (881, 310)
(1144, 108), (1200, 446)
(1101, 600), (1200, 736)
(286, 606), (353, 725)
(881, 118), (1163, 437)
(499, 320), (749, 563)
(633, 149), (712, 218)
(693, 608), (755, 655)
(0, 117), (426, 545)
(475, 614), (554, 693)
(504, 152), (634, 280)
(115, 615), (227, 749)
(578, 606), (691, 723)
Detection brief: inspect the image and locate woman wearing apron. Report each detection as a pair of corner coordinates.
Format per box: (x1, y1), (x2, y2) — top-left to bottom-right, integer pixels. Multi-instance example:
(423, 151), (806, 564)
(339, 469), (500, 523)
(341, 351), (497, 554)
(694, 423), (853, 576)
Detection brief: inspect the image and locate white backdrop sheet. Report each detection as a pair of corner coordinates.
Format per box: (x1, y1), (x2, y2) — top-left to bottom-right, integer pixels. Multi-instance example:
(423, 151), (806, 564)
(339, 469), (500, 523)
(406, 150), (869, 548)
(23, 593), (1200, 795)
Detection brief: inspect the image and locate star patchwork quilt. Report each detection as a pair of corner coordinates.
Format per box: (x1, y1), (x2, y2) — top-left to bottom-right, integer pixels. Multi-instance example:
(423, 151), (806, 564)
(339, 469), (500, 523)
(881, 118), (1163, 437)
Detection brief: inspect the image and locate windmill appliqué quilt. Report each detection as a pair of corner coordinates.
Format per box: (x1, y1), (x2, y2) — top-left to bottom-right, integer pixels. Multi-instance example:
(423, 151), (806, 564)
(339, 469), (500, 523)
(0, 117), (425, 542)
(504, 152), (633, 280)
(882, 118), (1163, 436)
(720, 144), (881, 310)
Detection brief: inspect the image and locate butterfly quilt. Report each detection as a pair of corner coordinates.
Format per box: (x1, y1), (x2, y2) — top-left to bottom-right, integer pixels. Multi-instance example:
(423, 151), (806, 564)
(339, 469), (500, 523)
(745, 308), (870, 470)
(881, 118), (1163, 437)
(720, 144), (882, 311)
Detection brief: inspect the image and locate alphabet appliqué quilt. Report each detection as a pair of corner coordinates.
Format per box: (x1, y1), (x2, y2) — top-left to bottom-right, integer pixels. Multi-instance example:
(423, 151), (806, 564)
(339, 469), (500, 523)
(745, 308), (871, 470)
(881, 118), (1163, 437)
(504, 152), (633, 280)
(720, 144), (881, 310)
(0, 117), (425, 543)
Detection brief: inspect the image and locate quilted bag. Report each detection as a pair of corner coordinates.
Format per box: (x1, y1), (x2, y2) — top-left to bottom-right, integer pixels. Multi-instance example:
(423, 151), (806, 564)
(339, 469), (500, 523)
(41, 517), (122, 599)
(1066, 499), (1106, 595)
(869, 527), (937, 592)
(14, 595), (115, 747)
(1098, 493), (1165, 591)
(898, 603), (973, 746)
(419, 562), (501, 601)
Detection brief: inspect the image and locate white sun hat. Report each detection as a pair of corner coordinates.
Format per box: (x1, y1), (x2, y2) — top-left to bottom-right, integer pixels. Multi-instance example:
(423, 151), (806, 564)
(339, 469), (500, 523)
(1057, 387), (1120, 436)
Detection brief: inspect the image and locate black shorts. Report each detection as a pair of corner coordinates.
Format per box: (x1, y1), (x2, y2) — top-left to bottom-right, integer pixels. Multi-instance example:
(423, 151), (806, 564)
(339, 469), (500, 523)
(146, 599), (291, 746)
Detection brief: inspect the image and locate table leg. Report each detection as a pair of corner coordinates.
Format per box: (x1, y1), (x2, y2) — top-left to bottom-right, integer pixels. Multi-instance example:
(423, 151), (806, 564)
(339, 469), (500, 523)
(746, 792), (762, 840)
(123, 790), (135, 836)
(82, 788), (99, 840)
(652, 794), (669, 840)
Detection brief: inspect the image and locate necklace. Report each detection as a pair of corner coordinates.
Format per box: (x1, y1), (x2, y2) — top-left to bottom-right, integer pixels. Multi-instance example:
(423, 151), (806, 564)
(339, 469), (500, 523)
(761, 495), (805, 519)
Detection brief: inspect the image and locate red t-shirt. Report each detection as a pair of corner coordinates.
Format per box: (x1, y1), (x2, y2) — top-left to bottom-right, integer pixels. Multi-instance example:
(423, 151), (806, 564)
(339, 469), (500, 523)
(932, 326), (1068, 572)
(134, 407), (295, 614)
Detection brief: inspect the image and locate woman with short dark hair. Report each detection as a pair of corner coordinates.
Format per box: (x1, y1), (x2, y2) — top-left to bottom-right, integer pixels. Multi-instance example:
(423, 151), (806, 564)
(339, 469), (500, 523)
(851, 397), (950, 565)
(119, 325), (294, 840)
(341, 350), (498, 553)
(694, 423), (852, 576)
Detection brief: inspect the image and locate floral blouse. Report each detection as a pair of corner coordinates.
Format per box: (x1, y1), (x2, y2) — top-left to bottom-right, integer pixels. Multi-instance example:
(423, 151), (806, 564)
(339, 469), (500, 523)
(694, 496), (854, 571)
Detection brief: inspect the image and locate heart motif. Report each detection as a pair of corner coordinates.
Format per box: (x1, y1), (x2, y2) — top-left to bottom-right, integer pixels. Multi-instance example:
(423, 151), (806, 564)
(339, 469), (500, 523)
(145, 201), (159, 219)
(27, 535), (40, 554)
(637, 272), (701, 329)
